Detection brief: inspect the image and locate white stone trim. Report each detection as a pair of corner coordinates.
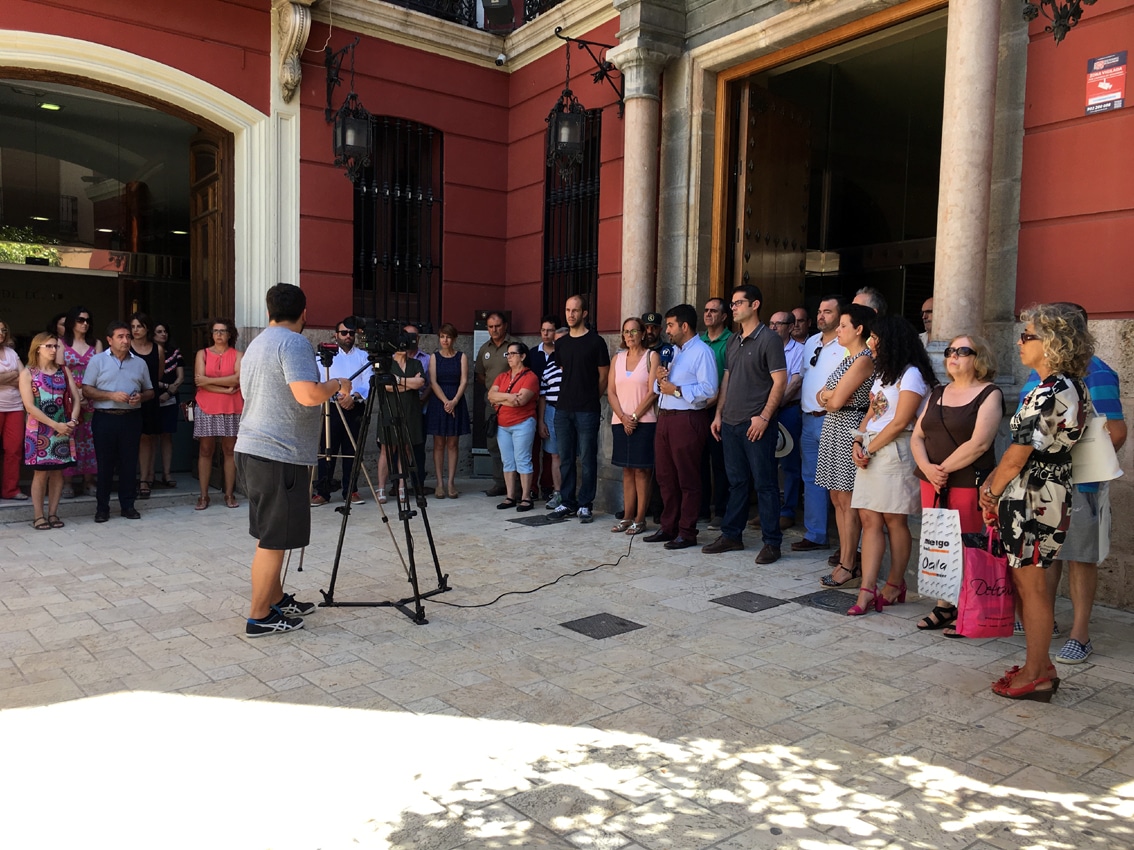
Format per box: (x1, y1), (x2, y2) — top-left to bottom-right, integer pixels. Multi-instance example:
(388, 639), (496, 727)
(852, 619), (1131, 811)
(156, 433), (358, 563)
(0, 30), (276, 330)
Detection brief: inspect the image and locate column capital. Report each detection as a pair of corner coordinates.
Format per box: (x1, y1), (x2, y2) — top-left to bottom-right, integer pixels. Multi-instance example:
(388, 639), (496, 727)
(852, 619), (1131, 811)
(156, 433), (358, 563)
(274, 0), (316, 104)
(607, 42), (680, 101)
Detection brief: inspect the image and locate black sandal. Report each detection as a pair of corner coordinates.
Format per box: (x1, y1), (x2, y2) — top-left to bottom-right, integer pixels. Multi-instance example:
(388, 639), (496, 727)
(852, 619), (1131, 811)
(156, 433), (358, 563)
(48, 514), (65, 528)
(138, 481), (152, 499)
(32, 517), (51, 531)
(496, 498), (517, 510)
(820, 562), (861, 588)
(516, 499), (534, 512)
(917, 604), (958, 631)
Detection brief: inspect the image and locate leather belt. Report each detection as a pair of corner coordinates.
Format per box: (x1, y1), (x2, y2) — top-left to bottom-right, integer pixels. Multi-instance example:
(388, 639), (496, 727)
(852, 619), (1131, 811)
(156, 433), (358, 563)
(805, 410), (826, 417)
(658, 408), (700, 417)
(95, 408), (139, 416)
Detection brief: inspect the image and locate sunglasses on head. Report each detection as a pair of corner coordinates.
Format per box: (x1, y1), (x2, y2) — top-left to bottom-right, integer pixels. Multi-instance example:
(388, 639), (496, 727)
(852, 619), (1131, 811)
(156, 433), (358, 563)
(944, 346), (976, 358)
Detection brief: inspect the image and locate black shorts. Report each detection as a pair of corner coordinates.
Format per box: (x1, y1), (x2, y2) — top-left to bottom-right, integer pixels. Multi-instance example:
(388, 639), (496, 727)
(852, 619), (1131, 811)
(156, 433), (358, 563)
(235, 453), (312, 550)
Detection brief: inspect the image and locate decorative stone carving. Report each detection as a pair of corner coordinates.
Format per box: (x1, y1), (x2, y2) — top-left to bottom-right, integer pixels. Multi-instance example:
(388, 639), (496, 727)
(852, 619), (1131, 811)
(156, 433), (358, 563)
(275, 0), (315, 104)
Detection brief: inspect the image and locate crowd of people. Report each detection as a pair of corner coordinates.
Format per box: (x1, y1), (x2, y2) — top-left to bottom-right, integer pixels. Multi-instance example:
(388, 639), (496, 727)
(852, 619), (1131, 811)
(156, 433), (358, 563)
(459, 290), (1122, 703)
(0, 308), (240, 521)
(2, 288), (1126, 694)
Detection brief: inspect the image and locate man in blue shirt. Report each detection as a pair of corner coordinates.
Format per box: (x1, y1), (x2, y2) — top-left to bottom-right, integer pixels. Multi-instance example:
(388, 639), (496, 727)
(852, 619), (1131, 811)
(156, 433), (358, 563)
(313, 317), (370, 506)
(1019, 304), (1126, 663)
(642, 304), (719, 549)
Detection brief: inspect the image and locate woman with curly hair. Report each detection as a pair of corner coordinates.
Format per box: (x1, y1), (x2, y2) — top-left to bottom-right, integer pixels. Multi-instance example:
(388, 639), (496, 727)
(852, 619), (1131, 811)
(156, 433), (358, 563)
(57, 306), (103, 497)
(847, 315), (938, 615)
(979, 303), (1094, 702)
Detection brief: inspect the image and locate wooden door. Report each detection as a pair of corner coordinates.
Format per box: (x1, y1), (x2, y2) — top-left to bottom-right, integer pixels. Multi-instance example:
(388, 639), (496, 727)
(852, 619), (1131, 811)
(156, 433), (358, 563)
(733, 83), (811, 321)
(189, 131), (234, 351)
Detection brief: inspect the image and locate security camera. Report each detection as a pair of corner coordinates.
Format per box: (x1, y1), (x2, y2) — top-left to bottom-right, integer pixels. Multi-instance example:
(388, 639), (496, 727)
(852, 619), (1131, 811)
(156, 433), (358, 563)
(495, 53), (507, 67)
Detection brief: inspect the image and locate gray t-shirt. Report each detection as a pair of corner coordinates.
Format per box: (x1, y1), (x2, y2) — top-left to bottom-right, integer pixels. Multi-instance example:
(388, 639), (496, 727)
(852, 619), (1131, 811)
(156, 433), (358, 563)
(720, 323), (787, 426)
(235, 325), (321, 465)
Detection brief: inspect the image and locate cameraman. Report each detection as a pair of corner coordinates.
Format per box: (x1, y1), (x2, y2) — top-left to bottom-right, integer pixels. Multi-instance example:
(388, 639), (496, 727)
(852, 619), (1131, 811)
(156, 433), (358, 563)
(313, 317), (370, 506)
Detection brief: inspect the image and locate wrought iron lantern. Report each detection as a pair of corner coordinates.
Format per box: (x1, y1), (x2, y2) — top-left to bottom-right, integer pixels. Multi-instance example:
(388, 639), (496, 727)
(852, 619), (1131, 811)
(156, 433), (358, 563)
(1022, 0), (1097, 44)
(547, 88), (587, 180)
(325, 39), (372, 182)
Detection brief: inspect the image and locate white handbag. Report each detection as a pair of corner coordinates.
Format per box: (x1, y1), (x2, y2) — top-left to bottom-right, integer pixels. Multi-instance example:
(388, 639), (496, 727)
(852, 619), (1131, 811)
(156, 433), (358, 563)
(1071, 416), (1122, 484)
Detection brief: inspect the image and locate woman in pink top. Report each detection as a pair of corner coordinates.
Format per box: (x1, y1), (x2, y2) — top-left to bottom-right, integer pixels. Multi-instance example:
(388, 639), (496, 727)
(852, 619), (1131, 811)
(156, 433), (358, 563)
(0, 319), (28, 500)
(607, 317), (659, 535)
(193, 318), (243, 510)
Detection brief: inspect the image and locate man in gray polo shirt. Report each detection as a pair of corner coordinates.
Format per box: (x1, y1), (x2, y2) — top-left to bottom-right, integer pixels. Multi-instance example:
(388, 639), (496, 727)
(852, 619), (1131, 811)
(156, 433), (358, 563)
(705, 284), (787, 564)
(82, 322), (153, 522)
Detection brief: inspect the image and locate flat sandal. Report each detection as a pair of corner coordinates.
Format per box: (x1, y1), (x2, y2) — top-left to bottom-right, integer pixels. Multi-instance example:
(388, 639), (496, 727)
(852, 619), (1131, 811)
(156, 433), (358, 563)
(611, 519), (632, 533)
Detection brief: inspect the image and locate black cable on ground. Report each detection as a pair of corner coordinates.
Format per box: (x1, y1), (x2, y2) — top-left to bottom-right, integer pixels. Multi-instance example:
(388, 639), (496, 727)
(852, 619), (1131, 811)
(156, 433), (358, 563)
(429, 533), (636, 609)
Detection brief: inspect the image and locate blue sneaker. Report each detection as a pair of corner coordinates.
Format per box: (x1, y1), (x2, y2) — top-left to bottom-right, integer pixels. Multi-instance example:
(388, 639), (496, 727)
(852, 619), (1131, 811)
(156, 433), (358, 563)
(246, 607), (304, 637)
(276, 593), (317, 617)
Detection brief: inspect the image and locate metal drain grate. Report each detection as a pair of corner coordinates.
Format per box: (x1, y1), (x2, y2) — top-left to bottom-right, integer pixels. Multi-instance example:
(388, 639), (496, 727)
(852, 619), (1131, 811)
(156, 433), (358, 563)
(507, 515), (556, 527)
(560, 613), (646, 639)
(790, 589), (857, 614)
(711, 591), (788, 614)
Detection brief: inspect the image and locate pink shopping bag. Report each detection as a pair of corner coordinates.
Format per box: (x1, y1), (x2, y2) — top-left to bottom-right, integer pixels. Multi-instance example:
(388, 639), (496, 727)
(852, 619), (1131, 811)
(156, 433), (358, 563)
(954, 530), (1016, 638)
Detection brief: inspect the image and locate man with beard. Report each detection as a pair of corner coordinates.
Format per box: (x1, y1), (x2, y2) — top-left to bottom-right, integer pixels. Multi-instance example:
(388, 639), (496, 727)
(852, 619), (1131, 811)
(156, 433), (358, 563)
(641, 312), (664, 352)
(474, 312), (515, 497)
(792, 294), (847, 554)
(312, 317), (369, 506)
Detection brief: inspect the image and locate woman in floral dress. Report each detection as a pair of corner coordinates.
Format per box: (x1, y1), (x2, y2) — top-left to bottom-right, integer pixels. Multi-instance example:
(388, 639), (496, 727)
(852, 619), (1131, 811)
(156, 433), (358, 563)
(21, 333), (80, 529)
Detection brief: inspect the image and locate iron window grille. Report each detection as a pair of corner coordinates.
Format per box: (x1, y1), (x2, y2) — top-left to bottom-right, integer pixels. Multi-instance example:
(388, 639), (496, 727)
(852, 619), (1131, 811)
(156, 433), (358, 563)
(399, 0), (564, 30)
(543, 108), (601, 327)
(354, 117), (443, 329)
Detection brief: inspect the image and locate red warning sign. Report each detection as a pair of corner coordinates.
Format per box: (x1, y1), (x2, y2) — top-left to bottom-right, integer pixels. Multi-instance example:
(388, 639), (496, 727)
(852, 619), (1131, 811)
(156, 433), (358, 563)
(1086, 51), (1126, 115)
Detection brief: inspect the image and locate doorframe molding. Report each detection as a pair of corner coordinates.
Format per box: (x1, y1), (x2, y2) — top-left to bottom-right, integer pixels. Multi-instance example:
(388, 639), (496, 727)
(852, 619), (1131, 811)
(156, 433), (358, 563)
(0, 30), (277, 330)
(706, 0), (949, 295)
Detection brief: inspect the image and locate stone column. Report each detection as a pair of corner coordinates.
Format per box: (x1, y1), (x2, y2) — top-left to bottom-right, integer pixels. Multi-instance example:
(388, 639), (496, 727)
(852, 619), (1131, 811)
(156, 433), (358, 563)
(607, 43), (674, 320)
(931, 0), (1002, 352)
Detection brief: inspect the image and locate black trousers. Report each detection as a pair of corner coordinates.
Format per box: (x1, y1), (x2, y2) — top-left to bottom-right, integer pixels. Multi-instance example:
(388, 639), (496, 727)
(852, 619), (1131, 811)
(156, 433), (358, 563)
(316, 406), (364, 498)
(92, 410), (142, 513)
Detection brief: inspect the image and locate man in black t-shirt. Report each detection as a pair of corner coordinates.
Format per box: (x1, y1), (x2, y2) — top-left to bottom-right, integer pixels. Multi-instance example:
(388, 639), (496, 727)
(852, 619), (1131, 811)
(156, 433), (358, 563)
(548, 295), (609, 524)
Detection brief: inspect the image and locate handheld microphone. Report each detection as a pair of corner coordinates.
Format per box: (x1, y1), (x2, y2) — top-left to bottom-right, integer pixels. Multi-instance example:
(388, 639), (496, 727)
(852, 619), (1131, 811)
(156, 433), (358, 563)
(658, 345), (675, 367)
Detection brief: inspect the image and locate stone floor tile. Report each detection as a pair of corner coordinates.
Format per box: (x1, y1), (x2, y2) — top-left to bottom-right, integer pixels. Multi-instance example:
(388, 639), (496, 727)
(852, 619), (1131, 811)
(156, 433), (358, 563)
(603, 794), (744, 849)
(992, 729), (1116, 777)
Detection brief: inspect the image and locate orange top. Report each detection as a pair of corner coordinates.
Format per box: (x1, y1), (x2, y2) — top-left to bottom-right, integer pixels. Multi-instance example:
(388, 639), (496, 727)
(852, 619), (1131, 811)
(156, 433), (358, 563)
(195, 347), (244, 415)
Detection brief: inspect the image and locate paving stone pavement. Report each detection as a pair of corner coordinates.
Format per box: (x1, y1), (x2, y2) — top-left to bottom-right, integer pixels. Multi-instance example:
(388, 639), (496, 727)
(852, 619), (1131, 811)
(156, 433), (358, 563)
(2, 477), (1133, 849)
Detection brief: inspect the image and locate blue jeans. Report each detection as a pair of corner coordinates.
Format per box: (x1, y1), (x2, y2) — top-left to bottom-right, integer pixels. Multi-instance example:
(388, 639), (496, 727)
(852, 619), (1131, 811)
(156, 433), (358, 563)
(721, 419), (782, 547)
(498, 417), (536, 474)
(778, 404), (803, 519)
(800, 412), (830, 544)
(555, 409), (599, 510)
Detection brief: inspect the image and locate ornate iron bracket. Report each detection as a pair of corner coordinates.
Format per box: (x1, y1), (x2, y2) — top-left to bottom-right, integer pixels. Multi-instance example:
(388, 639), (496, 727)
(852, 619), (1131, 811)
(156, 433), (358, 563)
(324, 37), (361, 122)
(553, 27), (624, 118)
(1022, 0), (1098, 44)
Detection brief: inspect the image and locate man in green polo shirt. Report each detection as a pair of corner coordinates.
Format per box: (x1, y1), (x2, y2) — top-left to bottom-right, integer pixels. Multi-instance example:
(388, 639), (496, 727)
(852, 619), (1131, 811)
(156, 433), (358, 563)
(699, 297), (732, 526)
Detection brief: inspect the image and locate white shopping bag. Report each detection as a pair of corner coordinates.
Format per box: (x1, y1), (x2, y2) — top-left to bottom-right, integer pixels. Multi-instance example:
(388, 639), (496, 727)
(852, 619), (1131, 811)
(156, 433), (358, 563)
(917, 506), (964, 605)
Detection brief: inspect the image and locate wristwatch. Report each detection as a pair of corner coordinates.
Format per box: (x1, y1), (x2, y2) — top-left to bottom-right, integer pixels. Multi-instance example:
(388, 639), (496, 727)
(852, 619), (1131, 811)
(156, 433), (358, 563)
(629, 413), (638, 423)
(673, 387), (683, 399)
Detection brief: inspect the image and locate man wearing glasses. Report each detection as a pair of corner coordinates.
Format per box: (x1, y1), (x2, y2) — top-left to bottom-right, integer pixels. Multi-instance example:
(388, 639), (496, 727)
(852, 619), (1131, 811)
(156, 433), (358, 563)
(312, 317), (370, 506)
(82, 322), (154, 522)
(704, 287), (786, 563)
(919, 297), (934, 346)
(474, 312), (515, 497)
(794, 295), (846, 554)
(698, 298), (732, 528)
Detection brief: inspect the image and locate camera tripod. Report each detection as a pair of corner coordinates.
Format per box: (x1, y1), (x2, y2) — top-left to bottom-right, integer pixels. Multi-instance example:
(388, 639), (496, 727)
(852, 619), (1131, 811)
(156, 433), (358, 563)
(318, 359), (450, 624)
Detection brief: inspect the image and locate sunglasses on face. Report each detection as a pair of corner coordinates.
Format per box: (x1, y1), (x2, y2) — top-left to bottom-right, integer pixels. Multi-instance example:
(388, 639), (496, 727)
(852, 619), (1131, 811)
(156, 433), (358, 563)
(41, 344), (59, 350)
(76, 317), (90, 324)
(1019, 332), (1041, 344)
(944, 346), (976, 358)
(337, 330), (356, 336)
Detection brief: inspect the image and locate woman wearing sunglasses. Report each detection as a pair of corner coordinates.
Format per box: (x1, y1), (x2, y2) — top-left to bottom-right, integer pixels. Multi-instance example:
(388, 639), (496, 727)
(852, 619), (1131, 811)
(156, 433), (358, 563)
(57, 306), (102, 497)
(911, 334), (1003, 634)
(978, 304), (1093, 701)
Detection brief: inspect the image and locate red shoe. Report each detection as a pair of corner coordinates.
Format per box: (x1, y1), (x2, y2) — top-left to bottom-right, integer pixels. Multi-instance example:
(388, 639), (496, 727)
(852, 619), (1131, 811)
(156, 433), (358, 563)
(847, 586), (882, 616)
(881, 581), (907, 605)
(996, 663), (1060, 692)
(992, 675), (1055, 702)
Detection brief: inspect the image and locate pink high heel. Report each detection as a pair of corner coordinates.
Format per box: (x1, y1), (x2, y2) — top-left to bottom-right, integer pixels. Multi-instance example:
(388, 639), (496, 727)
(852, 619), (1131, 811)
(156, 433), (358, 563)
(881, 581), (907, 606)
(847, 586), (883, 616)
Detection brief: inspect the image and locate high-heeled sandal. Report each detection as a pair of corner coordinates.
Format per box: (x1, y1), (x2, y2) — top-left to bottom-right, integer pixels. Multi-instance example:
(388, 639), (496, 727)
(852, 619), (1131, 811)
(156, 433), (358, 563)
(996, 664), (1060, 693)
(820, 562), (861, 588)
(992, 675), (1055, 702)
(138, 481), (152, 499)
(881, 581), (907, 606)
(916, 604), (957, 630)
(847, 586), (882, 616)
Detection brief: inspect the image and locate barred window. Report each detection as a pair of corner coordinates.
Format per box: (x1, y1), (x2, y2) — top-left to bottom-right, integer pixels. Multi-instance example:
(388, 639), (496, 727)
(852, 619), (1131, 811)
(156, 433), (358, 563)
(543, 109), (601, 327)
(354, 117), (443, 329)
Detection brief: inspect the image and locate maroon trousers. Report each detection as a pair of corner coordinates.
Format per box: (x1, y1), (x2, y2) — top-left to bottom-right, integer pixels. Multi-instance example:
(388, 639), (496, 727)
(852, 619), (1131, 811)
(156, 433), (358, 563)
(655, 408), (710, 539)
